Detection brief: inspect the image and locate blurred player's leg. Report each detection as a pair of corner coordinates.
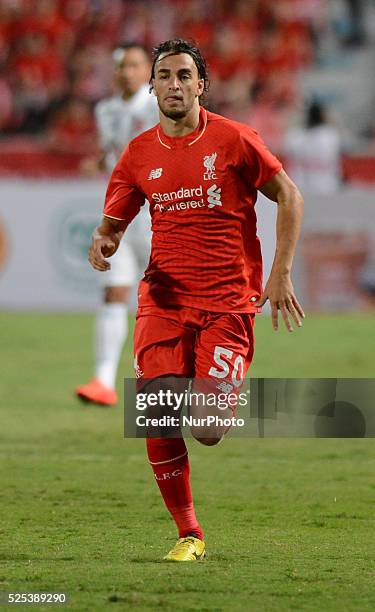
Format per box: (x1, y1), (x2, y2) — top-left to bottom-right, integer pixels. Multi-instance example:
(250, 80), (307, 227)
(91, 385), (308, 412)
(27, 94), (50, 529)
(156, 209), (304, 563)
(76, 241), (137, 406)
(95, 289), (130, 389)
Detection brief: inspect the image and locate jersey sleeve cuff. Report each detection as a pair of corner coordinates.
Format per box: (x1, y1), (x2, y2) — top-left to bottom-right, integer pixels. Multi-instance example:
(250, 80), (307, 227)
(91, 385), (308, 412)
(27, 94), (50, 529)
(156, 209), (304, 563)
(104, 213), (127, 221)
(256, 164), (283, 190)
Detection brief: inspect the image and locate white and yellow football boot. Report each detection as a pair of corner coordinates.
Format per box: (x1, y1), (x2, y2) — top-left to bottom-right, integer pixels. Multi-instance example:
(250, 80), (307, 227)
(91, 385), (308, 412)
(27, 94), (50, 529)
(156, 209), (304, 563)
(163, 536), (206, 561)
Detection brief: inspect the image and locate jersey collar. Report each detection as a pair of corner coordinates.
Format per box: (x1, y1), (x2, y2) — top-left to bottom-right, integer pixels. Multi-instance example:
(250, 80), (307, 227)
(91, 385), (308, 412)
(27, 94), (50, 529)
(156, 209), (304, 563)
(157, 107), (207, 149)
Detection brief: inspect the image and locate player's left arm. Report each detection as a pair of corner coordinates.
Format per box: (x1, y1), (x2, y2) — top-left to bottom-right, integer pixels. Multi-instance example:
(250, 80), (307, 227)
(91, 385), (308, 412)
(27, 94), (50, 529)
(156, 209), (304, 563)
(257, 168), (305, 332)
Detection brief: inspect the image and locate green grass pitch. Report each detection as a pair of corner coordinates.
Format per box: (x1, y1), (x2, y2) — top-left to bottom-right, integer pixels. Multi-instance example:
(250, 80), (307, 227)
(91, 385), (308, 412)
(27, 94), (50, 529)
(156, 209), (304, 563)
(1, 312), (374, 611)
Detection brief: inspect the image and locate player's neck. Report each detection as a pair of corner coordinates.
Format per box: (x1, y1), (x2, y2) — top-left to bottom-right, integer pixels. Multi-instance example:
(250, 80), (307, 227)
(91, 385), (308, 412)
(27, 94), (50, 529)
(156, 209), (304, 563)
(159, 104), (200, 138)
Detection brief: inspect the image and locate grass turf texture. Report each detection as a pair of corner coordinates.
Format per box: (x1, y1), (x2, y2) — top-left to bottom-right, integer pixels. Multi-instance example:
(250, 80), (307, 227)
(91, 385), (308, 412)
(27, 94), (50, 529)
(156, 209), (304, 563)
(1, 312), (374, 611)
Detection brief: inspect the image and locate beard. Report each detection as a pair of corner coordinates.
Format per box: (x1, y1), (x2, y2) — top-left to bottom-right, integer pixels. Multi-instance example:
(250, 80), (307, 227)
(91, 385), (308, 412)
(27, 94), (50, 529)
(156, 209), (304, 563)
(159, 106), (188, 120)
(158, 97), (195, 120)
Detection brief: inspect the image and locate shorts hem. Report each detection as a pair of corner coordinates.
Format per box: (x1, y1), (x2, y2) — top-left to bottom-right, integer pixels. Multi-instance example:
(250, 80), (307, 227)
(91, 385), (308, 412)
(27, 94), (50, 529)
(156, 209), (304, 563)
(137, 303), (260, 315)
(136, 372), (191, 391)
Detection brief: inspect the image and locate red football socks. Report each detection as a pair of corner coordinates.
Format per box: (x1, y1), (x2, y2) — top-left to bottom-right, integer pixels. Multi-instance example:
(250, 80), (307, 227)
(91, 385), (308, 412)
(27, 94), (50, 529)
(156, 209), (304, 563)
(146, 437), (203, 540)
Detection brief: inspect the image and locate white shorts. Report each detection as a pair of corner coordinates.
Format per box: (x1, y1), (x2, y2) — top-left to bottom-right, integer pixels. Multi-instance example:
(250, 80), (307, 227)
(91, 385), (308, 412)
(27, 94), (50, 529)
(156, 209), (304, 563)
(98, 206), (151, 288)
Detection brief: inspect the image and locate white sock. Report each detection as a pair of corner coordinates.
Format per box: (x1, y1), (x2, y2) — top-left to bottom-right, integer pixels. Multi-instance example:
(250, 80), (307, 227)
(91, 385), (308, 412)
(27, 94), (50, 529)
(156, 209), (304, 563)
(95, 303), (128, 389)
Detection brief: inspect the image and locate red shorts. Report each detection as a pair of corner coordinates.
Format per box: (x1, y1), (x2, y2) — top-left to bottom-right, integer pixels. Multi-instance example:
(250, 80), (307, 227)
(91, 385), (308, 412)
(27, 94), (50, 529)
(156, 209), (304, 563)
(134, 304), (255, 393)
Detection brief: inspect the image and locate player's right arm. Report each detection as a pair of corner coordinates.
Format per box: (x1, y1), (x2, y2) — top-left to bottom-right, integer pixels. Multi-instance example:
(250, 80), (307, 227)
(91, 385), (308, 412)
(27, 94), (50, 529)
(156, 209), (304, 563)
(89, 217), (126, 271)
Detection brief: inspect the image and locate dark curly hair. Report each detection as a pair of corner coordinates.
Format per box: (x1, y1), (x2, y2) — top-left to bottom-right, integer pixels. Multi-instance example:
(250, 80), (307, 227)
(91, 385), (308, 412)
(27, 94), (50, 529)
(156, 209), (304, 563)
(149, 38), (209, 100)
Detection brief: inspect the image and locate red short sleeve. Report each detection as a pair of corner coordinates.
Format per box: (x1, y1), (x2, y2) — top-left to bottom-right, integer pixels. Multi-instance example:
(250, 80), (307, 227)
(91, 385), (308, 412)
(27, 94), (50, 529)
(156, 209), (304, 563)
(239, 127), (282, 189)
(104, 145), (145, 224)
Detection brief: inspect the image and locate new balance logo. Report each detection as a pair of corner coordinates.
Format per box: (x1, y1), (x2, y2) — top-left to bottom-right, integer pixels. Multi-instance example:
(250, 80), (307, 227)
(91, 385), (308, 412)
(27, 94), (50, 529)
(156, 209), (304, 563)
(207, 184), (222, 208)
(148, 167), (163, 180)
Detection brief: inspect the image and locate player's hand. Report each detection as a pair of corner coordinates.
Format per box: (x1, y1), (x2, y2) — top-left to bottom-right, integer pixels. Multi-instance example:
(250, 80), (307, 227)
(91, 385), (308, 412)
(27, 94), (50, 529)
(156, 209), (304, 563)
(255, 272), (305, 332)
(88, 229), (119, 272)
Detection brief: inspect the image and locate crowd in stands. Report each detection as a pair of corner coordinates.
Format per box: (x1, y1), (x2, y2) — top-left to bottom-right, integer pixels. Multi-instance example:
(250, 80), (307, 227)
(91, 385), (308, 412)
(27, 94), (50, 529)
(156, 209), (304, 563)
(0, 0), (369, 158)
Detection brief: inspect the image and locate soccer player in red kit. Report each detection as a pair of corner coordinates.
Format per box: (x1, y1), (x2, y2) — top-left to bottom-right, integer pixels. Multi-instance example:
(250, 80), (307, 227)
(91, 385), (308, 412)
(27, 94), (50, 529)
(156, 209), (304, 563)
(89, 39), (305, 561)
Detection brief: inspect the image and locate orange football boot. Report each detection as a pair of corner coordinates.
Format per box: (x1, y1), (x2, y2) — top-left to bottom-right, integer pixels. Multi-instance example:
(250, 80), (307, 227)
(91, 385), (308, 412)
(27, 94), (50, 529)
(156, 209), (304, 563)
(75, 378), (118, 406)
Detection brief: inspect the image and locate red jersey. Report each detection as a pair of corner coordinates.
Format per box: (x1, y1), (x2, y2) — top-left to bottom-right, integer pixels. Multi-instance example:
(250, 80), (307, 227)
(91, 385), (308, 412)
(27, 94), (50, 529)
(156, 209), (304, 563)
(104, 107), (282, 313)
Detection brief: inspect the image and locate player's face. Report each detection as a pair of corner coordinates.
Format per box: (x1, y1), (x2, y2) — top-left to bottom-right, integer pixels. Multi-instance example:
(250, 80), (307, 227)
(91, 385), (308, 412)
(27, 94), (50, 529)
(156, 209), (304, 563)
(152, 53), (204, 120)
(114, 48), (150, 96)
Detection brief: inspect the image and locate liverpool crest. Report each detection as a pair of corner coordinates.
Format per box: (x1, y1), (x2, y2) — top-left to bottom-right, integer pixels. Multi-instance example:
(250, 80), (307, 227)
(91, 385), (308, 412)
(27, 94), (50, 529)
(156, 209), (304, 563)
(203, 152), (217, 180)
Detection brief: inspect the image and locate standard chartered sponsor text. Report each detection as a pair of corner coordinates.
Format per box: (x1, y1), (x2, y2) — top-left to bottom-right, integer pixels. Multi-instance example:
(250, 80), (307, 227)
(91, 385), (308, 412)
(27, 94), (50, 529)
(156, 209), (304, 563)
(152, 185), (203, 202)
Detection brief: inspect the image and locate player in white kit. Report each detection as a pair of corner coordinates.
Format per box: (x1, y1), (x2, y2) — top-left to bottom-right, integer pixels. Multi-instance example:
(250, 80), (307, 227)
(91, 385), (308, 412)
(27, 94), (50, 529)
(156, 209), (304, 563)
(76, 43), (159, 406)
(284, 101), (342, 194)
